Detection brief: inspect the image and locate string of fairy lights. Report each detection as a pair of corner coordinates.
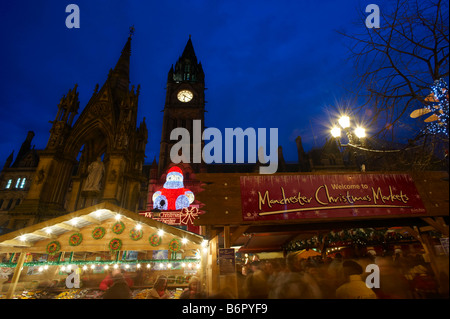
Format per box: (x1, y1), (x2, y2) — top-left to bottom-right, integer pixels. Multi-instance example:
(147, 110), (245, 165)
(0, 259), (203, 271)
(0, 210), (208, 273)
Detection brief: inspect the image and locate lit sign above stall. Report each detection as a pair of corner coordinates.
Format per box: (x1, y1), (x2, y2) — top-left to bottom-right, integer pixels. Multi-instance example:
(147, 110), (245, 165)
(240, 174), (426, 221)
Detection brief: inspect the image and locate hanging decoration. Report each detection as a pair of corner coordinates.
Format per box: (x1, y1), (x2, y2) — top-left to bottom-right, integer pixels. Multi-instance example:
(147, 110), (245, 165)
(108, 238), (122, 252)
(112, 221), (125, 234)
(168, 238), (181, 252)
(284, 228), (417, 252)
(149, 233), (162, 247)
(410, 78), (449, 136)
(46, 241), (61, 255)
(180, 207), (199, 225)
(176, 275), (185, 285)
(129, 228), (143, 241)
(69, 233), (83, 246)
(152, 166), (195, 210)
(92, 227), (106, 240)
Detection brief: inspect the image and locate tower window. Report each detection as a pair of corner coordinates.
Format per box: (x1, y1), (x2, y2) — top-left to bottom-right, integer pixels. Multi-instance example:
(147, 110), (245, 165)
(5, 179), (12, 189)
(15, 178), (21, 188)
(20, 178), (26, 189)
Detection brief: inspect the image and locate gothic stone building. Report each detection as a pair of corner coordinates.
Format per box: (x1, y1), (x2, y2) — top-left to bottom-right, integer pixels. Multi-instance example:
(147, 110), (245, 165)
(0, 36), (147, 233)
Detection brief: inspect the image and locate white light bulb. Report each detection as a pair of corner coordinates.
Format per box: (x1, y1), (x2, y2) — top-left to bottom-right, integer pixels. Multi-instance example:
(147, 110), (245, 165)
(331, 126), (341, 138)
(338, 116), (350, 129)
(354, 127), (366, 138)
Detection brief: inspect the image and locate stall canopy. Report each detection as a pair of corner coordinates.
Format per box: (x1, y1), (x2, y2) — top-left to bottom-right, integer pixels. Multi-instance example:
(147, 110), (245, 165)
(0, 201), (205, 254)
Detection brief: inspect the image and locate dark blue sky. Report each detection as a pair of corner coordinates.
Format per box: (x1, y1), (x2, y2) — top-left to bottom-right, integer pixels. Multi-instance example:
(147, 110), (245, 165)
(0, 0), (383, 165)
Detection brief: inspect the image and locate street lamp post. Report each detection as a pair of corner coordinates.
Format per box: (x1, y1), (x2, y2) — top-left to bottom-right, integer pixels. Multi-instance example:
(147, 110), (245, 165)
(330, 115), (367, 170)
(331, 116), (366, 147)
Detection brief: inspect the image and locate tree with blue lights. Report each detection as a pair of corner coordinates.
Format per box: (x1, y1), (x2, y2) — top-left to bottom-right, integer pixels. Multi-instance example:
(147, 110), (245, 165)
(424, 78), (449, 137)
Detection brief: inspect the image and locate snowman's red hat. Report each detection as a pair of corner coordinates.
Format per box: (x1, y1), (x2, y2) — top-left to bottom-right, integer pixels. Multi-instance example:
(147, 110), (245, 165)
(166, 166), (184, 181)
(168, 166), (183, 175)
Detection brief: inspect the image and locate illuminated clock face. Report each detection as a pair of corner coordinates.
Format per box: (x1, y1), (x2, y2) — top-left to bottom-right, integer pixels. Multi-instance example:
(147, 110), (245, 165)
(177, 90), (193, 103)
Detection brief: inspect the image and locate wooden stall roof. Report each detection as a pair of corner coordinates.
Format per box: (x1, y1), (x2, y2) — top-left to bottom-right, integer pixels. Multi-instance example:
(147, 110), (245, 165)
(0, 202), (204, 254)
(194, 171), (449, 230)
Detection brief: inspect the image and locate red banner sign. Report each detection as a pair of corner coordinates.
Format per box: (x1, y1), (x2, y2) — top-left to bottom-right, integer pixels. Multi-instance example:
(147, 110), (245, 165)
(240, 174), (426, 221)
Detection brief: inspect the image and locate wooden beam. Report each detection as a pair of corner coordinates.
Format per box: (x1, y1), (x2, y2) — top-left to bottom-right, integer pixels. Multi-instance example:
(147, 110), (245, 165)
(80, 215), (101, 225)
(422, 217), (449, 237)
(6, 252), (27, 299)
(224, 226), (230, 249)
(230, 226), (249, 246)
(1, 239), (32, 248)
(33, 230), (57, 239)
(55, 223), (80, 232)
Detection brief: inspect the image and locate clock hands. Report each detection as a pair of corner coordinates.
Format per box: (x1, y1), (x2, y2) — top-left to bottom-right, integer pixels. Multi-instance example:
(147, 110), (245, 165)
(178, 90), (193, 102)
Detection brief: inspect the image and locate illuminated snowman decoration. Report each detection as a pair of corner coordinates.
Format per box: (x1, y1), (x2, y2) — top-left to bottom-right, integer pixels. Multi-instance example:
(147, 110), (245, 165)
(152, 166), (195, 210)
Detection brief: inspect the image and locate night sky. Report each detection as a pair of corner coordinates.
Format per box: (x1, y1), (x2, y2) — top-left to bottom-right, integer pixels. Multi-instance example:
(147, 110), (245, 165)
(1, 0), (386, 166)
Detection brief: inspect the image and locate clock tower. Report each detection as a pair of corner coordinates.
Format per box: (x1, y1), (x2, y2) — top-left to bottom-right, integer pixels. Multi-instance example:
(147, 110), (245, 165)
(159, 36), (206, 174)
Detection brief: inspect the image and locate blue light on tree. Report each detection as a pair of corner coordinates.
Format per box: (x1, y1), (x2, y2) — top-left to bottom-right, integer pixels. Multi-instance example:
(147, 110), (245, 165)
(410, 78), (449, 137)
(425, 78), (449, 136)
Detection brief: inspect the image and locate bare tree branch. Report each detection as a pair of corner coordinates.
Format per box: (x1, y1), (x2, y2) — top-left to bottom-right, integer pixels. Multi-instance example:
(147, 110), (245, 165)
(337, 0), (449, 140)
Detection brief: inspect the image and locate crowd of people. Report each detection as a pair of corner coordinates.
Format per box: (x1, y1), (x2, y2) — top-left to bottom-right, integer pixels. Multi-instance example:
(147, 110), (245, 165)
(235, 250), (448, 299)
(99, 249), (448, 299)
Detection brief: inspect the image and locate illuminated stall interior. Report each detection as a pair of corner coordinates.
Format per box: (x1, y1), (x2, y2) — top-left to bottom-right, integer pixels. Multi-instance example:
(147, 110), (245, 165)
(0, 202), (206, 299)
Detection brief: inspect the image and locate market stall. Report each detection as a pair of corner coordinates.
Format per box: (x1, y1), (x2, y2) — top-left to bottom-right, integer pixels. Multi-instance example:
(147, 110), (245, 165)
(0, 202), (207, 299)
(194, 171), (449, 297)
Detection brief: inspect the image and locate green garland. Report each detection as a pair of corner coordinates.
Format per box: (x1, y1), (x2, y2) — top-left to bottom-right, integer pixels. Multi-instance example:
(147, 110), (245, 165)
(69, 233), (83, 246)
(149, 233), (162, 247)
(112, 221), (125, 234)
(92, 227), (106, 240)
(0, 259), (201, 268)
(168, 238), (181, 252)
(284, 228), (417, 251)
(109, 238), (122, 252)
(46, 241), (61, 255)
(130, 228), (143, 241)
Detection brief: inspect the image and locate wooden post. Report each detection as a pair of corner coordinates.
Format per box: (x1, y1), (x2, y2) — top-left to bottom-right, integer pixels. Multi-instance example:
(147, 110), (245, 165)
(207, 235), (219, 296)
(6, 252), (27, 299)
(224, 225), (230, 249)
(219, 225), (238, 298)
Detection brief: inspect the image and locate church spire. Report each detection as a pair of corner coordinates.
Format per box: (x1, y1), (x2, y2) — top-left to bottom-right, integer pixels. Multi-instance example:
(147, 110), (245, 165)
(109, 34), (132, 92)
(169, 35), (204, 83)
(181, 35), (197, 63)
